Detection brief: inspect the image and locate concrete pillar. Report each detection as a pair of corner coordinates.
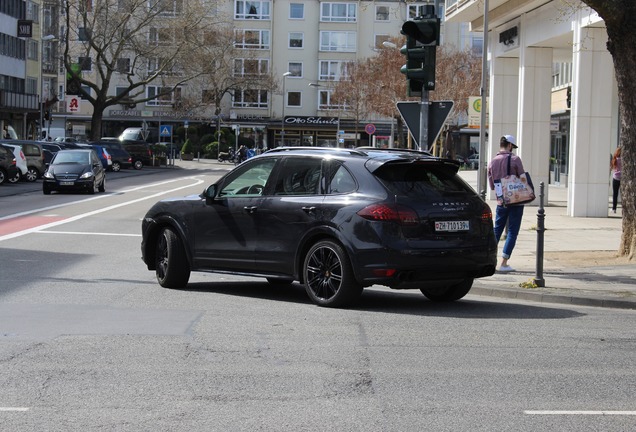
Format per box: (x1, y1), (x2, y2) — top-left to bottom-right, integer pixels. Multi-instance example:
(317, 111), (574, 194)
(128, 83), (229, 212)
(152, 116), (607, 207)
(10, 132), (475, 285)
(488, 56), (519, 198)
(568, 26), (616, 217)
(518, 46), (553, 205)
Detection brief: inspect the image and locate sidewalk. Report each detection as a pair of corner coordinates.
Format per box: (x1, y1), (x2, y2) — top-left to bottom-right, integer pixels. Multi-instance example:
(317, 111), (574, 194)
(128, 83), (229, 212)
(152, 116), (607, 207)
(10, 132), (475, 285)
(458, 170), (636, 310)
(175, 158), (636, 310)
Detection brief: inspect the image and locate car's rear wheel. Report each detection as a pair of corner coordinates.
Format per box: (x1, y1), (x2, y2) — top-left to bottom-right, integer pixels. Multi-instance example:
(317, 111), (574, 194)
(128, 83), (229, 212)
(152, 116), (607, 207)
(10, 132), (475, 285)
(420, 279), (474, 302)
(8, 171), (20, 183)
(133, 159), (143, 170)
(303, 240), (362, 307)
(0, 168), (7, 185)
(155, 227), (190, 288)
(25, 167), (38, 182)
(111, 161), (121, 172)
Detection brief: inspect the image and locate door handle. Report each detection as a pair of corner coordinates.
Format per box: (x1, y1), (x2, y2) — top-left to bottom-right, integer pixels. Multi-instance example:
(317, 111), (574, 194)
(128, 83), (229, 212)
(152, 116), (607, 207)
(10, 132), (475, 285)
(244, 206), (258, 214)
(302, 206), (316, 214)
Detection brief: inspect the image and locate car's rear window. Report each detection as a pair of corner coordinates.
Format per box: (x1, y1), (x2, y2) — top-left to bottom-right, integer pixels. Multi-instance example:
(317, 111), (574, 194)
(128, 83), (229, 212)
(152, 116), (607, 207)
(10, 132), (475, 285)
(22, 144), (41, 156)
(374, 162), (473, 198)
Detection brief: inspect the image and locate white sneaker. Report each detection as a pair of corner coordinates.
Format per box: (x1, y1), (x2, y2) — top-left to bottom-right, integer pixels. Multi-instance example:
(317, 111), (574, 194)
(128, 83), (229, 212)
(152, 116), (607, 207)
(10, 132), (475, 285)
(498, 265), (515, 272)
(612, 209), (616, 214)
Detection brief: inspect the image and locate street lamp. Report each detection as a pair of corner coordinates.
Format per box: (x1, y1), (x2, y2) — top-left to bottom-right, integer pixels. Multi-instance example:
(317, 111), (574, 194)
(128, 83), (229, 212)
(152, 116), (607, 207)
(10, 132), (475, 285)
(40, 34), (57, 140)
(281, 71), (292, 146)
(309, 83), (341, 147)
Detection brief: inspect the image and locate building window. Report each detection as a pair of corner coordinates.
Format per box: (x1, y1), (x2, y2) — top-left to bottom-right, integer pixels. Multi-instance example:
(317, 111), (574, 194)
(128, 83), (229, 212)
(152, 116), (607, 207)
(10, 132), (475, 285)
(288, 62), (302, 77)
(146, 86), (181, 106)
(287, 91), (301, 107)
(408, 3), (436, 19)
(374, 34), (390, 50)
(26, 77), (38, 95)
(470, 36), (483, 56)
(117, 58), (131, 73)
(233, 89), (269, 108)
(321, 2), (357, 22)
(155, 0), (183, 16)
(149, 28), (175, 45)
(375, 5), (389, 21)
(235, 0), (270, 20)
(79, 56), (92, 71)
(319, 60), (349, 81)
(289, 32), (303, 48)
(234, 58), (269, 76)
(235, 29), (270, 49)
(78, 27), (91, 41)
(27, 39), (39, 60)
(320, 31), (356, 52)
(318, 90), (345, 110)
(290, 3), (304, 19)
(27, 1), (39, 22)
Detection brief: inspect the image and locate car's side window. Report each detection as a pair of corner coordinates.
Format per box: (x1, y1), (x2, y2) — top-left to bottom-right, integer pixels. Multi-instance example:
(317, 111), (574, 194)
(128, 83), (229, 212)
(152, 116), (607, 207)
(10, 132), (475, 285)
(328, 163), (356, 194)
(273, 157), (323, 196)
(219, 158), (277, 197)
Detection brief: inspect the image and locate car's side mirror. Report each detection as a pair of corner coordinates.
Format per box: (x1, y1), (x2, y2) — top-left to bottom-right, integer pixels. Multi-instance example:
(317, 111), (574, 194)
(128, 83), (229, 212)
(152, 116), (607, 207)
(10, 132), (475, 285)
(204, 184), (217, 204)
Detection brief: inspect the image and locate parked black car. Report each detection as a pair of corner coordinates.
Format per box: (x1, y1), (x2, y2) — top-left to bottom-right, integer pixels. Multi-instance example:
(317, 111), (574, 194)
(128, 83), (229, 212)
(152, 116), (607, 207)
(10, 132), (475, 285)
(120, 140), (153, 169)
(0, 139), (45, 181)
(42, 149), (106, 194)
(141, 147), (497, 307)
(90, 140), (132, 171)
(0, 144), (19, 185)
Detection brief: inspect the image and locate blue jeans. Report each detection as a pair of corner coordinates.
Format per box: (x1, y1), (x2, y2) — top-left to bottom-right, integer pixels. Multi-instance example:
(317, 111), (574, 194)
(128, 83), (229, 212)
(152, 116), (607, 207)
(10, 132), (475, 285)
(494, 205), (524, 259)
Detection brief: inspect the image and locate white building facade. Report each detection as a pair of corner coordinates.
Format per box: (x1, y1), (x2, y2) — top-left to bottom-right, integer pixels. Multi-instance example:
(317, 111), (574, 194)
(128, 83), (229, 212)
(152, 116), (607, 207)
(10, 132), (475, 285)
(446, 0), (619, 217)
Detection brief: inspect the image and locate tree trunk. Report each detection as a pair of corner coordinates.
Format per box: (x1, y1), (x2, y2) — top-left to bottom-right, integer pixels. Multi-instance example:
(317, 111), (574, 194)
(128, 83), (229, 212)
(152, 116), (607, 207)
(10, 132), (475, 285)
(89, 106), (105, 141)
(606, 19), (636, 259)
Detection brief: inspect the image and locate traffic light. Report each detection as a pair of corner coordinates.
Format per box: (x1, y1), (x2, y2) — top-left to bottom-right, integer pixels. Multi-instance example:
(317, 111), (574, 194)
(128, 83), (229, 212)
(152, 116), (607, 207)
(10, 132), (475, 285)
(400, 13), (440, 96)
(66, 63), (81, 96)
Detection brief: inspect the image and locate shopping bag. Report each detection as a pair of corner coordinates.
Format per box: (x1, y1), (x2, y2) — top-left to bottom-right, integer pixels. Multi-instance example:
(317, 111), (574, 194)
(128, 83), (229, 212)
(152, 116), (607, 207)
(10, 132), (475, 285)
(495, 172), (535, 206)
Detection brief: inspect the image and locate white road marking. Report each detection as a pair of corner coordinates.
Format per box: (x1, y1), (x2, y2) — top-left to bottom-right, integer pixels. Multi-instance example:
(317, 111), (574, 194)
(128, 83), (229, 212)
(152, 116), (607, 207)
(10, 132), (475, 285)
(0, 178), (204, 242)
(0, 176), (204, 221)
(37, 231), (142, 237)
(0, 407), (29, 412)
(525, 410), (636, 415)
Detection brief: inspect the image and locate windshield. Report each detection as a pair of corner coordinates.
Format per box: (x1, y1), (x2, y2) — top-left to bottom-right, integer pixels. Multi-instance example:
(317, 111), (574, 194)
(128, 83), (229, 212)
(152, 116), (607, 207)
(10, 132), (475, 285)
(53, 152), (90, 164)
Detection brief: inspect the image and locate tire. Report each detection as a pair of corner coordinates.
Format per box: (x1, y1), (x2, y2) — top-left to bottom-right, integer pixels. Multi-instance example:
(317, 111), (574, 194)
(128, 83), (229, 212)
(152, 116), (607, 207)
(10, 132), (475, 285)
(25, 167), (39, 182)
(8, 171), (20, 184)
(420, 279), (474, 302)
(111, 161), (121, 172)
(88, 179), (97, 194)
(0, 168), (6, 185)
(267, 277), (294, 286)
(155, 227), (191, 288)
(303, 240), (362, 307)
(43, 186), (51, 195)
(98, 177), (106, 193)
(133, 159), (143, 170)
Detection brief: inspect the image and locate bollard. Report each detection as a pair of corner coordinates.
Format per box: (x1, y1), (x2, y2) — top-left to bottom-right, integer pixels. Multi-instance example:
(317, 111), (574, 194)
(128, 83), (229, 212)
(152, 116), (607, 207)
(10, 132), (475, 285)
(535, 182), (545, 287)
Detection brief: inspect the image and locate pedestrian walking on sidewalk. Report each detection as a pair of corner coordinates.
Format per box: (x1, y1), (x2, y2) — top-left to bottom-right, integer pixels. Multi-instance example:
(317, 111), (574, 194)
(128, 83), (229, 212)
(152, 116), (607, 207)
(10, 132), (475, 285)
(487, 135), (527, 272)
(611, 147), (622, 214)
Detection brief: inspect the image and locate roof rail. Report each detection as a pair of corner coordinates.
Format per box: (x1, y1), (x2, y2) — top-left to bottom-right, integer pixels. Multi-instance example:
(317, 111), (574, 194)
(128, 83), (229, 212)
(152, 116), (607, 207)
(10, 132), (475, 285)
(264, 146), (368, 156)
(355, 146), (433, 156)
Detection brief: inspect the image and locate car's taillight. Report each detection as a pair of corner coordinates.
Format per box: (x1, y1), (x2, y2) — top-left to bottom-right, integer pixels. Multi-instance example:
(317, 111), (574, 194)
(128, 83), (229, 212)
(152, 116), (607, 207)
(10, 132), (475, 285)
(357, 204), (419, 225)
(481, 204), (493, 223)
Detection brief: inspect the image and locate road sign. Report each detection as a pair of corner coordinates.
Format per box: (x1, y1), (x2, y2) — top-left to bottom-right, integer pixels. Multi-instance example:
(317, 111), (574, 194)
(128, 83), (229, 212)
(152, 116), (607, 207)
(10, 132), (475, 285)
(184, 120), (189, 129)
(365, 123), (376, 134)
(159, 125), (173, 137)
(396, 100), (454, 149)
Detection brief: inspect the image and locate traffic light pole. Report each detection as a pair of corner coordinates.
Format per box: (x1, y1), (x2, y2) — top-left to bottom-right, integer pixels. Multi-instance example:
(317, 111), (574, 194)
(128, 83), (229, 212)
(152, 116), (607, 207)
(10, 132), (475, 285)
(419, 90), (429, 151)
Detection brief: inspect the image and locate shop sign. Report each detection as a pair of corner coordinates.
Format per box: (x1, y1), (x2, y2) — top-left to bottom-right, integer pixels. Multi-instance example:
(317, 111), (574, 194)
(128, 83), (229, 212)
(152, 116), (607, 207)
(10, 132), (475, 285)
(284, 116), (339, 126)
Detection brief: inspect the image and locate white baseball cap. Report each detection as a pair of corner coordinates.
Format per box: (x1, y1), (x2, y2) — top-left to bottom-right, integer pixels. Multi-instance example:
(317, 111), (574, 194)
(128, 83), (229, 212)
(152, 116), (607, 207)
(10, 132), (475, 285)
(503, 134), (517, 148)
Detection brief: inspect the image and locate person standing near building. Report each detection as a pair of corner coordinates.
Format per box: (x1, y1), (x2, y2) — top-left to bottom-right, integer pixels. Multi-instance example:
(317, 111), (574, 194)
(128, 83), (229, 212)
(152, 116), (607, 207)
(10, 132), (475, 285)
(487, 135), (527, 272)
(611, 147), (622, 214)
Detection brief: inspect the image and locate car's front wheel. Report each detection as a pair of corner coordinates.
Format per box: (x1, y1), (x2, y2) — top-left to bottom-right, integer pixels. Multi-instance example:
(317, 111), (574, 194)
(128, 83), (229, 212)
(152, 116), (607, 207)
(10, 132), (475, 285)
(303, 240), (362, 307)
(25, 167), (39, 182)
(155, 227), (190, 288)
(98, 177), (106, 192)
(420, 279), (474, 302)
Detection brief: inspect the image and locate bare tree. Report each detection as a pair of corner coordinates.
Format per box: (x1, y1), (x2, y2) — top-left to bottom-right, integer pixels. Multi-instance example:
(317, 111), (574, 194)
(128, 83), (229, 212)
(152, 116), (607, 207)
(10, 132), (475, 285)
(62, 0), (217, 139)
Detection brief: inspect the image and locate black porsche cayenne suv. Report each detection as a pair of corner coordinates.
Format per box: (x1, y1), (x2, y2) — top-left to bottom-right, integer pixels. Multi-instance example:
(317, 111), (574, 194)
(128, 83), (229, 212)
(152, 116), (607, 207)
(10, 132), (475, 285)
(141, 147), (497, 307)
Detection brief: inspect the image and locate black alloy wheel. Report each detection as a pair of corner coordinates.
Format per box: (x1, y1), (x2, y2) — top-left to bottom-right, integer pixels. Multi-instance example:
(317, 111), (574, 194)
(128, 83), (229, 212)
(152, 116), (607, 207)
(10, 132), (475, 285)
(8, 171), (20, 183)
(0, 168), (6, 185)
(420, 279), (474, 302)
(303, 240), (362, 307)
(155, 227), (190, 288)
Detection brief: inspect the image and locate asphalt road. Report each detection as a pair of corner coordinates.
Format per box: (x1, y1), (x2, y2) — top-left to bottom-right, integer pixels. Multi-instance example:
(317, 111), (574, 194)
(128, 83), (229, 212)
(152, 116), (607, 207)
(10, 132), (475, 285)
(1, 166), (635, 431)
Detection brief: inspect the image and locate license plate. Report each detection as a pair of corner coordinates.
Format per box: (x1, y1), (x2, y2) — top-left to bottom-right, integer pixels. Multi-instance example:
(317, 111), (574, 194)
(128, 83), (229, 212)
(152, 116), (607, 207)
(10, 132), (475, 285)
(59, 181), (74, 186)
(435, 220), (470, 232)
